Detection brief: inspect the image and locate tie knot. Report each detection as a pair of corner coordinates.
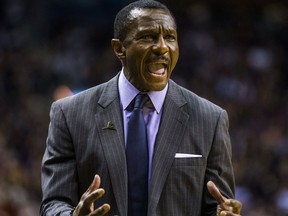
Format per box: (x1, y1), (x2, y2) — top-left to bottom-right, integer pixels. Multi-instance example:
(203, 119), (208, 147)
(134, 94), (149, 109)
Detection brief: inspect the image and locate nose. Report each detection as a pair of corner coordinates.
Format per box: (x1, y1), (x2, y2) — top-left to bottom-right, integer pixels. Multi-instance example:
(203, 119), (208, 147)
(152, 35), (169, 55)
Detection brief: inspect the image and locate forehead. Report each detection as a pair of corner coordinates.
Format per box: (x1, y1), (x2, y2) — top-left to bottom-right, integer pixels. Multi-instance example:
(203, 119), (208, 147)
(129, 8), (176, 30)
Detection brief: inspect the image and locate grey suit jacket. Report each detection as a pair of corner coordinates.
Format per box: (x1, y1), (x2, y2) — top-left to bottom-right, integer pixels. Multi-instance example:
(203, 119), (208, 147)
(40, 74), (235, 216)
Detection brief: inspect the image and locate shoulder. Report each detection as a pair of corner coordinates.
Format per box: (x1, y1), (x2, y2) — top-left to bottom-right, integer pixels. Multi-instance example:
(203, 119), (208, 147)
(52, 75), (119, 111)
(53, 84), (103, 109)
(168, 79), (225, 114)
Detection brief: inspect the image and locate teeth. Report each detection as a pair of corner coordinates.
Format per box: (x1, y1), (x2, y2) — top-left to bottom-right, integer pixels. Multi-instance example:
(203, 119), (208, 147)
(148, 63), (165, 75)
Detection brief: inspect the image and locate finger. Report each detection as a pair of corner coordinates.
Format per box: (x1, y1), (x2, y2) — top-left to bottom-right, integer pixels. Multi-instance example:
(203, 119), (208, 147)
(78, 175), (102, 209)
(90, 204), (111, 216)
(88, 175), (101, 192)
(224, 199), (242, 214)
(83, 188), (105, 209)
(219, 210), (241, 216)
(207, 181), (226, 204)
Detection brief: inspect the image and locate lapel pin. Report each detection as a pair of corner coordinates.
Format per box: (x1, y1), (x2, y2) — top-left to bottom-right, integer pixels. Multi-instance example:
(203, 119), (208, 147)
(102, 121), (116, 130)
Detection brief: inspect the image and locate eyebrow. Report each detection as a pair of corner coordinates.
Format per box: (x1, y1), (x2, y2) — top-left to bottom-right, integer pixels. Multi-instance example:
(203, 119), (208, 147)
(137, 25), (177, 33)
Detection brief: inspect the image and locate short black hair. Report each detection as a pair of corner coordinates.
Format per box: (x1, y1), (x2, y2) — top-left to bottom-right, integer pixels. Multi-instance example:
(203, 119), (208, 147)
(113, 0), (176, 41)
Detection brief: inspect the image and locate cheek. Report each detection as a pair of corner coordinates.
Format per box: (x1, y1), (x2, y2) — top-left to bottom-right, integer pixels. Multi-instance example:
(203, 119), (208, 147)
(125, 51), (137, 69)
(171, 48), (179, 68)
(130, 51), (148, 71)
(127, 48), (142, 63)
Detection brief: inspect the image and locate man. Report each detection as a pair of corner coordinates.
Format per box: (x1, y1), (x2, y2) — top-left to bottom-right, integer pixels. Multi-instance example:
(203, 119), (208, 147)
(41, 0), (242, 215)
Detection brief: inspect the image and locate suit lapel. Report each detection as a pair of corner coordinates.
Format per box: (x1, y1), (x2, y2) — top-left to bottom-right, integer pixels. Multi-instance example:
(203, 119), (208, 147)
(94, 75), (128, 216)
(148, 81), (189, 213)
(93, 77), (189, 215)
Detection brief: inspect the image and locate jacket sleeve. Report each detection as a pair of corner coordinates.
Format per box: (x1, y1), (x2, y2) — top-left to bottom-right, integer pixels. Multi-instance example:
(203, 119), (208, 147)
(202, 110), (235, 216)
(40, 101), (79, 216)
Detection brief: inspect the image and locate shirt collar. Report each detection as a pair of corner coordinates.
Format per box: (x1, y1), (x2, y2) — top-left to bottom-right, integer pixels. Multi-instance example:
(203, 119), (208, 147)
(118, 68), (168, 113)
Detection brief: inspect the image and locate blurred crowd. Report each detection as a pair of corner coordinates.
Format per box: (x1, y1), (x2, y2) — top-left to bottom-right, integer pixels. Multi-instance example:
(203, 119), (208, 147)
(0, 0), (287, 215)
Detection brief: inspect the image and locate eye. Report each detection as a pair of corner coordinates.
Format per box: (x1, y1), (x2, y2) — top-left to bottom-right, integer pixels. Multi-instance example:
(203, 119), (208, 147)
(140, 35), (154, 40)
(164, 35), (176, 42)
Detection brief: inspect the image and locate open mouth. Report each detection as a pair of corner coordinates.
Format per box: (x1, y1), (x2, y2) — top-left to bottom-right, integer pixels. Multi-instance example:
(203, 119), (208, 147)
(147, 63), (167, 76)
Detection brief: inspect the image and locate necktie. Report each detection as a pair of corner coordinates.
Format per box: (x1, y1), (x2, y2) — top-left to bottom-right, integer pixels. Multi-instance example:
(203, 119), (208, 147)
(126, 94), (149, 216)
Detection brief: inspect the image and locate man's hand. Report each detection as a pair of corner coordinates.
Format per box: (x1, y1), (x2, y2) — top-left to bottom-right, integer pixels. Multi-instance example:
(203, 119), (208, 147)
(72, 175), (110, 216)
(207, 181), (242, 216)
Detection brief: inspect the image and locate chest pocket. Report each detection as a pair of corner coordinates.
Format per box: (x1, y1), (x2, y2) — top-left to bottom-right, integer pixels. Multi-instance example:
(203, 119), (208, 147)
(172, 156), (206, 167)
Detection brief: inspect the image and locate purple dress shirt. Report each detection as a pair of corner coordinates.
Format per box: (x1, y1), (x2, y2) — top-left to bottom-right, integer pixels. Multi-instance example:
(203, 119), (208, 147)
(118, 70), (167, 183)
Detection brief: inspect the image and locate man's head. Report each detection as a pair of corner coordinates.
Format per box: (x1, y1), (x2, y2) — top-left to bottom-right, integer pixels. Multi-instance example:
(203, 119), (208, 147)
(111, 0), (179, 91)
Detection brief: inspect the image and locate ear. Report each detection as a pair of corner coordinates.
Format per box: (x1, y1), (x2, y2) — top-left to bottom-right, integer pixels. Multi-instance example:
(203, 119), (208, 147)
(111, 39), (126, 60)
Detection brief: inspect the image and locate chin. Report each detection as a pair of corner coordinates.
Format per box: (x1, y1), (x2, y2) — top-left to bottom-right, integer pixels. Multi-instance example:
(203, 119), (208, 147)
(148, 84), (167, 91)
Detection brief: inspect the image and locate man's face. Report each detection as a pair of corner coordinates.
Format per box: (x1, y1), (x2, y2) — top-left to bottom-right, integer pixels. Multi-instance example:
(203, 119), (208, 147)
(121, 8), (179, 91)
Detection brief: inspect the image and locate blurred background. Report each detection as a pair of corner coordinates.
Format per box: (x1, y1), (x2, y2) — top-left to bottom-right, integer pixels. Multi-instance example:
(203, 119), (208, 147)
(0, 0), (287, 215)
